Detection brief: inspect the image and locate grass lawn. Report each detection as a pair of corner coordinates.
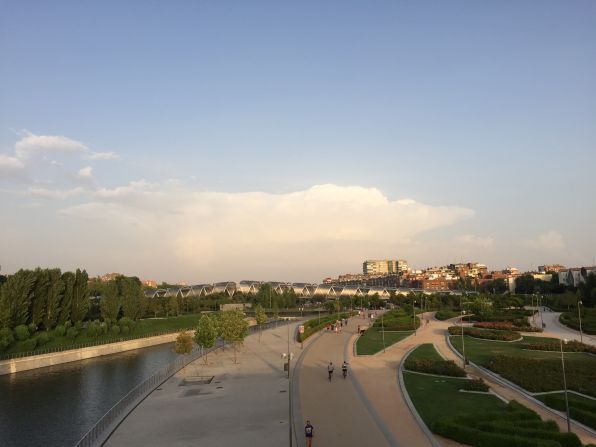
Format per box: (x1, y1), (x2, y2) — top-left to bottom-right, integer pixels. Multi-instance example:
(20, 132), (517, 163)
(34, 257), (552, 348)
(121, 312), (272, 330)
(560, 309), (596, 335)
(404, 372), (506, 427)
(3, 314), (203, 357)
(434, 309), (459, 321)
(356, 327), (412, 355)
(535, 392), (596, 430)
(407, 343), (444, 361)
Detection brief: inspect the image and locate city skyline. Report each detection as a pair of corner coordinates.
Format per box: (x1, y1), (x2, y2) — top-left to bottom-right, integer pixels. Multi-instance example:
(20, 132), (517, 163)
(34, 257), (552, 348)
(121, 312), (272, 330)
(1, 1), (595, 283)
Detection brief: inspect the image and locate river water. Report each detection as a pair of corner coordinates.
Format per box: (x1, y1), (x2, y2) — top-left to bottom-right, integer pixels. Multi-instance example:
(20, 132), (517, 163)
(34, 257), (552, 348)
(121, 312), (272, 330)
(0, 343), (180, 447)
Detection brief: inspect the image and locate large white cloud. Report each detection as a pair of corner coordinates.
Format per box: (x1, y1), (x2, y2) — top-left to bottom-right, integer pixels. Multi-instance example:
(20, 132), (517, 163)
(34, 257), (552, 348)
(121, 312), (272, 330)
(13, 130), (116, 161)
(61, 183), (474, 281)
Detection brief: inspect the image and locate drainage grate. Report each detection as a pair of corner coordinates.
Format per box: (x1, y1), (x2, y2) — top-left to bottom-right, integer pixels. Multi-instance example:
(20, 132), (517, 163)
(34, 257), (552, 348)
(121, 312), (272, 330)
(179, 376), (215, 386)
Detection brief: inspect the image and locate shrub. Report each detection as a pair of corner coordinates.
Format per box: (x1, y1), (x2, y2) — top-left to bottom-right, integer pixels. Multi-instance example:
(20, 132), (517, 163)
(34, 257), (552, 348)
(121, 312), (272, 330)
(37, 332), (50, 346)
(474, 321), (542, 332)
(121, 326), (130, 335)
(435, 310), (459, 321)
(21, 337), (38, 352)
(86, 322), (99, 338)
(54, 325), (66, 337)
(0, 328), (15, 352)
(28, 323), (37, 333)
(111, 325), (121, 335)
(99, 322), (109, 335)
(543, 394), (596, 430)
(74, 320), (83, 330)
(461, 378), (489, 392)
(66, 327), (78, 340)
(119, 317), (135, 332)
(65, 320), (72, 329)
(525, 340), (596, 355)
(14, 324), (30, 341)
(404, 358), (466, 377)
(487, 355), (596, 397)
(448, 326), (520, 341)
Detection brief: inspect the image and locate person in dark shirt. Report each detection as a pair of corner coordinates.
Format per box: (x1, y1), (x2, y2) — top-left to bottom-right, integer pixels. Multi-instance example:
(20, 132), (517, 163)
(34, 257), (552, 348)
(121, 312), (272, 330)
(305, 420), (314, 447)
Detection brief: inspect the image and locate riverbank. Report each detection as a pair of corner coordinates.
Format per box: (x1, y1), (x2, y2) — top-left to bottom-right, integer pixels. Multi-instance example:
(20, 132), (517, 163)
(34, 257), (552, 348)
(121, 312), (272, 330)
(0, 332), (180, 375)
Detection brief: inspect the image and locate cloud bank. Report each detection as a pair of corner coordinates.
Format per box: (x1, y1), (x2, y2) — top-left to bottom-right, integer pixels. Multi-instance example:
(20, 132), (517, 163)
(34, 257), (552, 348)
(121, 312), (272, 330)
(60, 183), (475, 280)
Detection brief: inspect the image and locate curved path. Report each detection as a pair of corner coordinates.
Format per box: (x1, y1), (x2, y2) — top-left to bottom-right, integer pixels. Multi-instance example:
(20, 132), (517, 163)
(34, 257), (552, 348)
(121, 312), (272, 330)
(296, 317), (393, 447)
(528, 308), (596, 346)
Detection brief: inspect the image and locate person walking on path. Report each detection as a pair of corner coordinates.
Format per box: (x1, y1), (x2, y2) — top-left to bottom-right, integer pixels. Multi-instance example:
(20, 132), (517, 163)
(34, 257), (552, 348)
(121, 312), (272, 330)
(327, 362), (334, 381)
(305, 420), (314, 447)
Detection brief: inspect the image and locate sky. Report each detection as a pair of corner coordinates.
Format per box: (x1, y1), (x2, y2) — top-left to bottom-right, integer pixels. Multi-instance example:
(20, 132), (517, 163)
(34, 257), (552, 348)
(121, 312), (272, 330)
(1, 1), (595, 283)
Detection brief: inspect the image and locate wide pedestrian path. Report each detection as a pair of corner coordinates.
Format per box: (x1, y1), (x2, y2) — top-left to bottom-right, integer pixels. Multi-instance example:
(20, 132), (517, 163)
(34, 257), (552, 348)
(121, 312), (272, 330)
(296, 316), (393, 447)
(528, 308), (596, 346)
(106, 321), (302, 447)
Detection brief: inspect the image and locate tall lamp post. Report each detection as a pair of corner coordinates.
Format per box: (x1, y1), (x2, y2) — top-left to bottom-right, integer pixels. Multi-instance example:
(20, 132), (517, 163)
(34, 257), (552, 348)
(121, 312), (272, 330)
(461, 309), (467, 369)
(381, 311), (386, 353)
(282, 322), (294, 446)
(413, 299), (417, 335)
(538, 294), (544, 329)
(560, 338), (571, 433)
(577, 300), (583, 343)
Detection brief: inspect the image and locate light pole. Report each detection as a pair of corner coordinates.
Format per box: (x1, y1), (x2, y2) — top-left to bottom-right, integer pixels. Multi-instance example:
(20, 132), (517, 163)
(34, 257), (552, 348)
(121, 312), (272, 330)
(577, 300), (583, 343)
(413, 299), (417, 335)
(560, 338), (571, 433)
(538, 294), (544, 329)
(461, 310), (467, 368)
(381, 311), (386, 353)
(532, 294), (536, 326)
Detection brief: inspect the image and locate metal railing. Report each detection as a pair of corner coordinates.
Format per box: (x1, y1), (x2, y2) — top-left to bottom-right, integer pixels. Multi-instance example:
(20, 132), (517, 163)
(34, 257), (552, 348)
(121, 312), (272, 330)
(74, 319), (293, 447)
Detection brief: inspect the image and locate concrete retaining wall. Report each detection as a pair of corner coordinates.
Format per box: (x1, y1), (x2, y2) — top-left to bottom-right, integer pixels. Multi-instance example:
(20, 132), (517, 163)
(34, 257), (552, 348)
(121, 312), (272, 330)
(0, 333), (180, 376)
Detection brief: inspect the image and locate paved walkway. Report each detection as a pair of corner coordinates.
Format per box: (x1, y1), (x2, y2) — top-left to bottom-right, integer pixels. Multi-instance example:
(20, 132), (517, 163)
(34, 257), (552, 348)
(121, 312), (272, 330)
(297, 317), (392, 447)
(106, 321), (302, 447)
(528, 308), (596, 346)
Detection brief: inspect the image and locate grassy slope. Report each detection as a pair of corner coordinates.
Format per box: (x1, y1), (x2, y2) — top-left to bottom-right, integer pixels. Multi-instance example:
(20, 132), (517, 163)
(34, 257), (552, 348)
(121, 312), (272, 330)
(356, 327), (412, 355)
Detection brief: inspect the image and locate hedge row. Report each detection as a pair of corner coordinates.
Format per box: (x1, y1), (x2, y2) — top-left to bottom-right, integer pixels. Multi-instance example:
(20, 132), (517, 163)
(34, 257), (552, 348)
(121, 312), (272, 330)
(404, 358), (466, 377)
(487, 355), (596, 397)
(542, 394), (596, 430)
(474, 321), (542, 333)
(461, 378), (489, 392)
(434, 310), (459, 321)
(559, 312), (596, 335)
(525, 340), (596, 354)
(448, 326), (521, 341)
(297, 312), (354, 342)
(372, 310), (420, 331)
(432, 401), (581, 447)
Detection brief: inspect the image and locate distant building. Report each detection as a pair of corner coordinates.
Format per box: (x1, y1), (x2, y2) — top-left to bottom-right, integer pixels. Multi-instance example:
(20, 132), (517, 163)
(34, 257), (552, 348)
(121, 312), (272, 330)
(141, 279), (157, 288)
(362, 259), (408, 275)
(558, 267), (596, 287)
(538, 264), (566, 273)
(99, 272), (122, 282)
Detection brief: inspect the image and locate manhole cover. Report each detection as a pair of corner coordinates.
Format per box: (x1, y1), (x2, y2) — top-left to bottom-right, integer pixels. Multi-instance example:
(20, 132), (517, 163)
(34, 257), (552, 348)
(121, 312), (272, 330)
(216, 386), (223, 389)
(279, 390), (287, 393)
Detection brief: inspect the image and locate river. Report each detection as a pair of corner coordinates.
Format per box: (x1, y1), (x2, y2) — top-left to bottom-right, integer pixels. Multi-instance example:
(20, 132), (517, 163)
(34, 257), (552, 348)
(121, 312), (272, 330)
(0, 342), (180, 447)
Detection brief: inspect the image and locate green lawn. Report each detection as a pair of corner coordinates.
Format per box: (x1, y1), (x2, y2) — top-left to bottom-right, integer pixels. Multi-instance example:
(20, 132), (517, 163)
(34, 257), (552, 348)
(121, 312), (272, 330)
(535, 393), (596, 430)
(404, 372), (506, 427)
(407, 343), (444, 361)
(3, 314), (203, 357)
(356, 327), (412, 355)
(434, 309), (459, 321)
(560, 309), (596, 335)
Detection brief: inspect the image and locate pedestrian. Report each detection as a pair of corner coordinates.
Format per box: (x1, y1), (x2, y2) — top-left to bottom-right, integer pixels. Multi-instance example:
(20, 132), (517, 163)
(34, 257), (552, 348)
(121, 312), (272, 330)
(305, 420), (314, 447)
(357, 324), (360, 333)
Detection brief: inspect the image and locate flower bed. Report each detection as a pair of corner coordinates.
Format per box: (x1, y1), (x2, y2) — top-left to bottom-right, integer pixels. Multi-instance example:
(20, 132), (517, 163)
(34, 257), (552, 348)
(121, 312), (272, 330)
(432, 400), (581, 447)
(473, 321), (542, 333)
(448, 326), (521, 341)
(525, 340), (596, 355)
(461, 378), (489, 392)
(404, 358), (466, 377)
(486, 355), (596, 397)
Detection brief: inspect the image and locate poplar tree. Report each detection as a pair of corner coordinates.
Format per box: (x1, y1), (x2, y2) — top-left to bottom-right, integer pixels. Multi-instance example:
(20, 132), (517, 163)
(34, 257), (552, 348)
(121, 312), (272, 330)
(31, 268), (50, 328)
(70, 269), (89, 323)
(58, 271), (75, 324)
(100, 281), (121, 323)
(44, 269), (64, 330)
(0, 270), (35, 328)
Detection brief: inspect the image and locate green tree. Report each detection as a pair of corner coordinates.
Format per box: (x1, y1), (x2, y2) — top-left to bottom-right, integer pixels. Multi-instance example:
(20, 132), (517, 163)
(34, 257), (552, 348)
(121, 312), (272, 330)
(469, 296), (494, 320)
(254, 304), (267, 341)
(30, 268), (50, 328)
(0, 270), (36, 328)
(168, 294), (179, 316)
(58, 271), (75, 325)
(220, 310), (248, 363)
(194, 314), (217, 364)
(174, 331), (193, 354)
(121, 277), (144, 320)
(100, 281), (121, 322)
(44, 269), (64, 330)
(70, 269), (89, 323)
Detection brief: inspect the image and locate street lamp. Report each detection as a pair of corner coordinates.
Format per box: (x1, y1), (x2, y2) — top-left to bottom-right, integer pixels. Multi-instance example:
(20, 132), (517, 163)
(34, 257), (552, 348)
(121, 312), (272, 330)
(460, 309), (467, 369)
(577, 300), (583, 344)
(413, 299), (417, 335)
(381, 311), (386, 353)
(560, 338), (571, 433)
(538, 294), (544, 329)
(281, 322), (294, 446)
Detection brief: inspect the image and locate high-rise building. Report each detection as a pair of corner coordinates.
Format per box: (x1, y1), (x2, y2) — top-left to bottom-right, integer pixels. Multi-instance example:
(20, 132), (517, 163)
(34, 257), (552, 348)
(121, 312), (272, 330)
(362, 259), (408, 275)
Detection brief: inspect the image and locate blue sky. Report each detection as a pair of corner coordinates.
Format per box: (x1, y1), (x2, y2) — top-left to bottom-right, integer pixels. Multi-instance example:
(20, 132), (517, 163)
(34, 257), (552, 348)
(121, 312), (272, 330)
(1, 1), (595, 282)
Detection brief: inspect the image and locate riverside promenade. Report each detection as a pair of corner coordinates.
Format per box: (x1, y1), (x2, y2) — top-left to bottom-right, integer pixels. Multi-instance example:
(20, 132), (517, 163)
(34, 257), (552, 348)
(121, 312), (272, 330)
(106, 321), (302, 447)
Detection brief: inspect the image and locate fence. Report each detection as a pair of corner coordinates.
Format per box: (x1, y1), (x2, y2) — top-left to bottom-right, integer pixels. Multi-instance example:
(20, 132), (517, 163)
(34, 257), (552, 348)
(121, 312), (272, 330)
(74, 319), (293, 447)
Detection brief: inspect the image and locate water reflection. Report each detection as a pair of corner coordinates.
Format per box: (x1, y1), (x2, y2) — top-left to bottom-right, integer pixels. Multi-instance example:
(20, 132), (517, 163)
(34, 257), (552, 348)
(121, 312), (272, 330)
(0, 343), (179, 447)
